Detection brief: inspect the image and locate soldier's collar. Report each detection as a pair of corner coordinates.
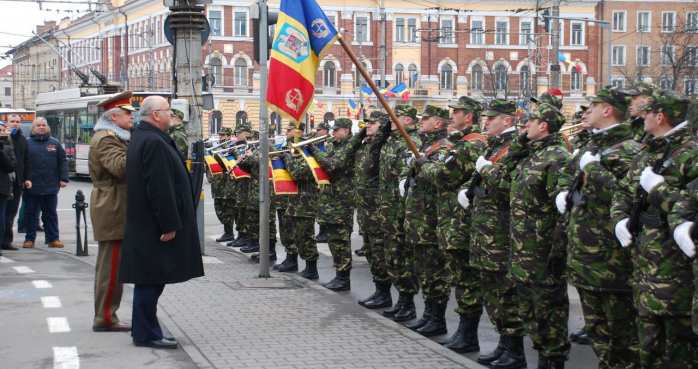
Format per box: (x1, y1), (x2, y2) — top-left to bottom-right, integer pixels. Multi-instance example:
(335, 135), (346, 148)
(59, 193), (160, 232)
(591, 123), (620, 134)
(660, 121), (688, 138)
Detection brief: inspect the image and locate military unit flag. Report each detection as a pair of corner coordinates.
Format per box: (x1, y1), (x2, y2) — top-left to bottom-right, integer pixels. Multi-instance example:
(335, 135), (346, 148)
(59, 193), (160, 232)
(271, 158), (299, 194)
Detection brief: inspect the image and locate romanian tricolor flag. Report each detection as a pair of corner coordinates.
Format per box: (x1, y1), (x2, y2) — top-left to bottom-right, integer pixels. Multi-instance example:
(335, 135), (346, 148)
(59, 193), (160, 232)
(267, 0), (340, 122)
(218, 153), (251, 179)
(205, 152), (223, 175)
(300, 146), (330, 186)
(271, 158), (298, 194)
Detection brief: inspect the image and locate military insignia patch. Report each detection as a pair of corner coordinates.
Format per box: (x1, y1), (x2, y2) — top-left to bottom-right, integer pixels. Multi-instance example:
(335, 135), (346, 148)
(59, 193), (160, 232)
(273, 24), (310, 62)
(47, 145), (57, 152)
(311, 19), (331, 38)
(285, 89), (305, 113)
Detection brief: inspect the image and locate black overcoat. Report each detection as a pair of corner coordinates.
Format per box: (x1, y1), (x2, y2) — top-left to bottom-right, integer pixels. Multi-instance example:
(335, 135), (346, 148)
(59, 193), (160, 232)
(118, 121), (204, 285)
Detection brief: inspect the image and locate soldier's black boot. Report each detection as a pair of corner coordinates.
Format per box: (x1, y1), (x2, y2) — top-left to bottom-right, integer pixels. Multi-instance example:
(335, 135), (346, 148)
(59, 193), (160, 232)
(569, 327), (584, 342)
(228, 232), (247, 247)
(537, 352), (548, 369)
(383, 293), (407, 317)
(216, 224), (235, 242)
(393, 294), (417, 322)
(278, 253), (299, 272)
(576, 331), (589, 345)
(240, 239), (260, 253)
(298, 260), (318, 279)
(359, 283), (381, 307)
(417, 302), (448, 337)
(363, 283), (392, 309)
(324, 270), (350, 291)
(476, 335), (508, 365)
(438, 313), (465, 345)
(251, 241), (277, 262)
(547, 358), (565, 369)
(490, 336), (526, 369)
(444, 315), (480, 352)
(315, 224), (328, 243)
(406, 301), (432, 330)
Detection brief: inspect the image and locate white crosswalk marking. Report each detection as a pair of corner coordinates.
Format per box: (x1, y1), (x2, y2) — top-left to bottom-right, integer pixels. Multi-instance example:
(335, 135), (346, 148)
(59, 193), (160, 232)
(0, 257), (14, 263)
(53, 347), (79, 369)
(32, 280), (53, 288)
(13, 266), (34, 273)
(42, 296), (62, 308)
(47, 317), (71, 333)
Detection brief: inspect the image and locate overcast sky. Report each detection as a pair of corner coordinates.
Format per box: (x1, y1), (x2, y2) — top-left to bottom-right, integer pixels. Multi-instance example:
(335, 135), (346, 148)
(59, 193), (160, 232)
(0, 0), (94, 68)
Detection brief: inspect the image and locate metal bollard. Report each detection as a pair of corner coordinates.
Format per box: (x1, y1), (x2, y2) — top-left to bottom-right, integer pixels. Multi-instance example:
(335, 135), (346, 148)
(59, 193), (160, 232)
(72, 190), (89, 256)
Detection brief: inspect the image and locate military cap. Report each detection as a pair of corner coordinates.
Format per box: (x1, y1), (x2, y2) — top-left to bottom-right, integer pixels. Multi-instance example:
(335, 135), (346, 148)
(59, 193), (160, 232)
(586, 85), (631, 113)
(624, 82), (655, 97)
(218, 127), (233, 135)
(235, 123), (252, 133)
(316, 122), (331, 130)
(517, 111), (531, 127)
(333, 118), (353, 129)
(171, 109), (184, 120)
(394, 104), (418, 120)
(637, 89), (690, 119)
(449, 96), (484, 117)
(482, 99), (517, 117)
(97, 90), (135, 112)
(531, 103), (566, 131)
(252, 130), (260, 139)
(419, 105), (449, 120)
(364, 111), (388, 122)
(571, 110), (585, 123)
(531, 92), (563, 109)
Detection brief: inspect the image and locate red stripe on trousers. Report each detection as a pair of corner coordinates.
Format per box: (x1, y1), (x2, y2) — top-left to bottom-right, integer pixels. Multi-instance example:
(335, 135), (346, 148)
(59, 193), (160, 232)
(104, 240), (120, 327)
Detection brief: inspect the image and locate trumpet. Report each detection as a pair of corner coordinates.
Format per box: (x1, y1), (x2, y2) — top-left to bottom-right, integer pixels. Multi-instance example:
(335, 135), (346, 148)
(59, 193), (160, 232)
(559, 123), (585, 137)
(209, 143), (248, 155)
(204, 140), (233, 152)
(289, 134), (332, 149)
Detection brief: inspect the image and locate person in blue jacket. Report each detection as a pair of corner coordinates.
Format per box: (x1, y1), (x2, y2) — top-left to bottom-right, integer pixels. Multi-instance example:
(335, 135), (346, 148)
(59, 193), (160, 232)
(22, 117), (68, 249)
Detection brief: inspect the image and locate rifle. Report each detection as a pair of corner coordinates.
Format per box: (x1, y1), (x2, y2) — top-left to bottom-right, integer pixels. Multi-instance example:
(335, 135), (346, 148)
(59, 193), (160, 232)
(627, 138), (673, 238)
(466, 136), (502, 205)
(562, 131), (607, 225)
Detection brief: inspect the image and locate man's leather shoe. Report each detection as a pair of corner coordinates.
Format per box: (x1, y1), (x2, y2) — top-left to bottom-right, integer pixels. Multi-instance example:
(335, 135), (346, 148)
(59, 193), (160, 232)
(1, 244), (19, 250)
(48, 240), (65, 248)
(133, 338), (178, 349)
(23, 241), (35, 248)
(93, 321), (132, 332)
(215, 233), (234, 243)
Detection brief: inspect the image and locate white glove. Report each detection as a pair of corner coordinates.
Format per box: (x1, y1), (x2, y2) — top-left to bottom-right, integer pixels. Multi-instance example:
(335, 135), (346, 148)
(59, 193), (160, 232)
(615, 218), (633, 248)
(640, 167), (665, 192)
(406, 153), (423, 167)
(399, 179), (407, 198)
(579, 152), (600, 171)
(572, 148), (580, 158)
(674, 222), (697, 258)
(476, 156), (492, 173)
(457, 189), (470, 209)
(555, 191), (569, 214)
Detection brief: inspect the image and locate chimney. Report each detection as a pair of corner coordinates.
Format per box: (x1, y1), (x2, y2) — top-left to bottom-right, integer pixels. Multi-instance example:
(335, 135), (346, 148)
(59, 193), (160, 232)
(36, 21), (57, 35)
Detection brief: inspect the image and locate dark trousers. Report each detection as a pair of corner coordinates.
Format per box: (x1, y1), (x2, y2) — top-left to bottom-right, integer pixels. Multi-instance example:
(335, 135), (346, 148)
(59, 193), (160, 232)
(132, 284), (165, 341)
(24, 194), (59, 243)
(3, 184), (22, 246)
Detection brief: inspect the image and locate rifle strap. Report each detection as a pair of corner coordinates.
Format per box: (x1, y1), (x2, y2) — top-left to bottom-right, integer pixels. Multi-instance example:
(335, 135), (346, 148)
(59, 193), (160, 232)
(461, 133), (487, 145)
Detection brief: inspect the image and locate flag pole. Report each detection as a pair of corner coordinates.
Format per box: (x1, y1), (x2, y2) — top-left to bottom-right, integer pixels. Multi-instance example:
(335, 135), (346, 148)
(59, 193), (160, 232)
(338, 37), (420, 157)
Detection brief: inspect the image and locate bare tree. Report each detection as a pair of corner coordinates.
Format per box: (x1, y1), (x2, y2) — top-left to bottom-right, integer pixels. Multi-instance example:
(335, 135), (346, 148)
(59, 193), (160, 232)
(657, 14), (698, 93)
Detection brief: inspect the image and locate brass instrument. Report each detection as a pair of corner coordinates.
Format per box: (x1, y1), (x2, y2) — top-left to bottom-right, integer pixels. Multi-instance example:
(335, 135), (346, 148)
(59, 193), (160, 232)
(204, 140), (233, 152)
(289, 134), (332, 149)
(559, 123), (584, 137)
(269, 149), (292, 155)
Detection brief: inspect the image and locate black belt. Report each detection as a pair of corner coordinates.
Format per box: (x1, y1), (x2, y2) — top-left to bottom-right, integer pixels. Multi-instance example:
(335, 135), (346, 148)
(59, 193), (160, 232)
(473, 185), (488, 199)
(571, 190), (585, 206)
(639, 211), (667, 229)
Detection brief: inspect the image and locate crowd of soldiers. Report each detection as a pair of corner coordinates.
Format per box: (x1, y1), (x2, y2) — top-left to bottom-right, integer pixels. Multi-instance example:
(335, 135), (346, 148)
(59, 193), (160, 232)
(204, 82), (698, 368)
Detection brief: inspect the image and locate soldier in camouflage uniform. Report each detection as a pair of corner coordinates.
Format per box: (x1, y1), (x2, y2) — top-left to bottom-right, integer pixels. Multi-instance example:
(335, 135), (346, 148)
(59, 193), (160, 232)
(166, 108), (189, 159)
(377, 105), (423, 322)
(624, 82), (656, 143)
(568, 106), (592, 152)
(211, 128), (237, 243)
(611, 90), (698, 367)
(308, 118), (364, 291)
(531, 92), (563, 110)
(353, 112), (394, 308)
(556, 86), (641, 368)
(403, 105), (453, 335)
(227, 123), (252, 248)
(314, 122), (331, 244)
(466, 100), (527, 367)
(418, 97), (486, 343)
(508, 104), (571, 369)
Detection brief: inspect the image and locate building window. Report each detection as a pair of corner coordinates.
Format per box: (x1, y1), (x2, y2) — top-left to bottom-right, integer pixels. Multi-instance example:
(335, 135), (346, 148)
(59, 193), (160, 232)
(685, 79), (698, 95)
(688, 46), (698, 66)
(659, 76), (673, 89)
(471, 20), (484, 44)
(395, 18), (405, 42)
(441, 18), (454, 44)
(520, 65), (530, 93)
(637, 46), (650, 66)
(408, 64), (418, 88)
(323, 112), (335, 123)
(471, 65), (483, 90)
(495, 64), (507, 91)
(662, 12), (675, 32)
(495, 21), (508, 45)
(441, 64), (453, 90)
(355, 16), (369, 42)
(571, 22), (583, 45)
(661, 45), (675, 66)
(4, 87), (10, 96)
(520, 21), (533, 44)
(236, 111), (248, 124)
(234, 12), (247, 36)
(324, 62), (336, 87)
(326, 15), (336, 29)
(395, 63), (404, 83)
(571, 68), (582, 90)
(407, 19), (417, 42)
(638, 12), (650, 33)
(210, 10), (222, 36)
(611, 77), (625, 90)
(612, 45), (626, 66)
(211, 58), (222, 86)
(613, 11), (626, 32)
(688, 12), (698, 32)
(235, 59), (247, 86)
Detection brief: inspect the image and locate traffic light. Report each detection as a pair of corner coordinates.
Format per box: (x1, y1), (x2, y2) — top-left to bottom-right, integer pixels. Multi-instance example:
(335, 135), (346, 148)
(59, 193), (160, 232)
(252, 4), (279, 64)
(310, 115), (315, 128)
(539, 9), (551, 32)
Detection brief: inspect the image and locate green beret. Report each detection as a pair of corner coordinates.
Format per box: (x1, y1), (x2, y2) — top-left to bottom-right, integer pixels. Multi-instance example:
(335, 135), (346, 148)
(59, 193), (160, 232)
(316, 122), (331, 130)
(218, 127), (233, 135)
(364, 111), (388, 122)
(625, 82), (656, 97)
(531, 92), (563, 109)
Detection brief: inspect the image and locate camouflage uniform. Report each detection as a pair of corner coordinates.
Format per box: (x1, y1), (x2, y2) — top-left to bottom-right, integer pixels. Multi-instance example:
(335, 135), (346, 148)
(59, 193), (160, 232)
(625, 82), (657, 144)
(568, 106), (591, 151)
(559, 87), (641, 367)
(211, 128), (236, 234)
(235, 145), (277, 244)
(470, 101), (525, 339)
(532, 92), (563, 110)
(377, 106), (422, 296)
(166, 123), (189, 159)
(405, 106), (452, 306)
(312, 119), (363, 273)
(232, 124), (252, 239)
(611, 90), (698, 367)
(284, 150), (319, 262)
(509, 104), (571, 361)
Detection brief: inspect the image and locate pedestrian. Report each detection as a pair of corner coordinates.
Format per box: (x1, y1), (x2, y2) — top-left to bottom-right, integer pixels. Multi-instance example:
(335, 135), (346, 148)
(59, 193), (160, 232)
(0, 121), (17, 258)
(1, 113), (30, 251)
(90, 91), (135, 333)
(119, 96), (204, 349)
(22, 117), (68, 249)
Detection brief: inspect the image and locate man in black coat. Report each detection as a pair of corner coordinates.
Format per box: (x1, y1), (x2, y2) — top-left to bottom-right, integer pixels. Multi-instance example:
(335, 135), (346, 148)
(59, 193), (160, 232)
(1, 113), (31, 251)
(119, 96), (204, 349)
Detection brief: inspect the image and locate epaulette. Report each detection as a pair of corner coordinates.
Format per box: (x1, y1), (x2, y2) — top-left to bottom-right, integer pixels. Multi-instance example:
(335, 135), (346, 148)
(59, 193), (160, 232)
(461, 133), (487, 144)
